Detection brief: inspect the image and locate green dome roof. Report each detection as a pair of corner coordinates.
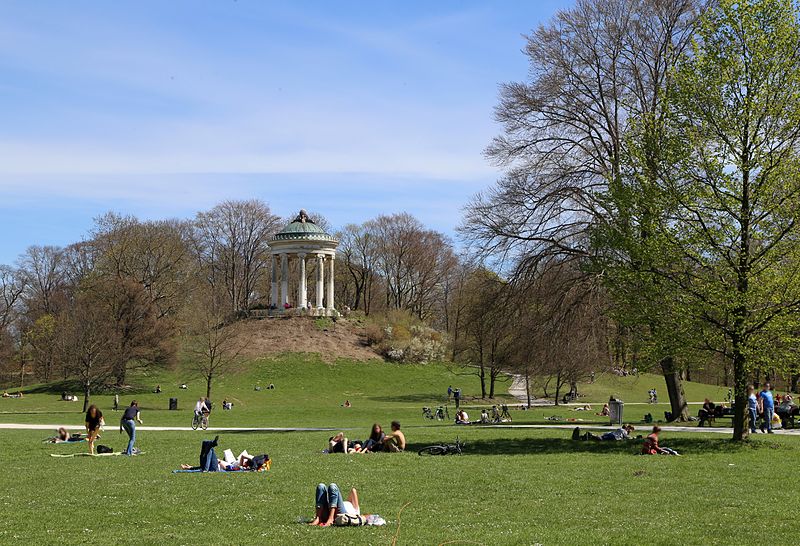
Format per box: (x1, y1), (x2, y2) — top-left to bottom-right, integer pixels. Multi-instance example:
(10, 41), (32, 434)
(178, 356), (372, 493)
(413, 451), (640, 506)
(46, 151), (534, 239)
(272, 210), (337, 242)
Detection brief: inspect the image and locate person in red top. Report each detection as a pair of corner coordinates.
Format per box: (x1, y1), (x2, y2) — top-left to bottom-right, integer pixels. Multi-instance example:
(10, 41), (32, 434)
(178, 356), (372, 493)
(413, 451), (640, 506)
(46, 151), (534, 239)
(641, 426), (680, 456)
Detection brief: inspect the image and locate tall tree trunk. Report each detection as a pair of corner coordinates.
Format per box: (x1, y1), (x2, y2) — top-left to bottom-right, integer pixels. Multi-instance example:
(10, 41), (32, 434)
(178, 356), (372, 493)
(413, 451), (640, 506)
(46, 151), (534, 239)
(525, 367), (531, 407)
(660, 357), (689, 421)
(791, 372), (799, 394)
(82, 383), (91, 412)
(554, 371), (562, 406)
(731, 338), (747, 441)
(206, 374), (213, 399)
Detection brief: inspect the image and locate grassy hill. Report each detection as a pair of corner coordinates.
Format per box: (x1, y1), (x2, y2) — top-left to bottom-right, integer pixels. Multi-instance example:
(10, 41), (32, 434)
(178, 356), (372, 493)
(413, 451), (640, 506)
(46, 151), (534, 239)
(3, 351), (736, 430)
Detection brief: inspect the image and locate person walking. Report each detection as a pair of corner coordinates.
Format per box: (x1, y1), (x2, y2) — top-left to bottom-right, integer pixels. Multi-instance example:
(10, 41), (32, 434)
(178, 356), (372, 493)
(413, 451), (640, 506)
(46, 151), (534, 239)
(447, 385), (452, 400)
(453, 388), (461, 409)
(760, 383), (775, 434)
(120, 400), (143, 455)
(747, 385), (758, 434)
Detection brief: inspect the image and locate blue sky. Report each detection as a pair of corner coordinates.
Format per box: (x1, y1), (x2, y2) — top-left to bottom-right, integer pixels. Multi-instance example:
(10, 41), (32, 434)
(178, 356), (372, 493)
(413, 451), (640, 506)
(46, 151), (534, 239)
(0, 0), (570, 264)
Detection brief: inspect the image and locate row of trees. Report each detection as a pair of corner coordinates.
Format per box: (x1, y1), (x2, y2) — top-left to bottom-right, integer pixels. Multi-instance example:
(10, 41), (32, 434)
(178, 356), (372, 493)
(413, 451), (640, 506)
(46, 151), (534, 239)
(0, 201), (465, 407)
(463, 0), (800, 440)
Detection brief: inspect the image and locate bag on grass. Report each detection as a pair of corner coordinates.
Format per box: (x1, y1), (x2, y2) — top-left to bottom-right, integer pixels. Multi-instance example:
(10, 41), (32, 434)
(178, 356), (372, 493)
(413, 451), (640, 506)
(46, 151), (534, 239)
(334, 514), (367, 527)
(96, 445), (113, 454)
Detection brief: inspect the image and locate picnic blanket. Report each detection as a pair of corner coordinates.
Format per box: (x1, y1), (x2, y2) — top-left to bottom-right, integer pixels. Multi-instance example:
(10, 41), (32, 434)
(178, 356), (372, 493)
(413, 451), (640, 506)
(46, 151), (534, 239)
(172, 468), (251, 473)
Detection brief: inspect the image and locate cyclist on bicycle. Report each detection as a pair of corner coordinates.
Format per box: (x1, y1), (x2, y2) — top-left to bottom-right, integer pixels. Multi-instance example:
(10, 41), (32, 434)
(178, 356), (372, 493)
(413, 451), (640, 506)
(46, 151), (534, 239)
(194, 397), (211, 421)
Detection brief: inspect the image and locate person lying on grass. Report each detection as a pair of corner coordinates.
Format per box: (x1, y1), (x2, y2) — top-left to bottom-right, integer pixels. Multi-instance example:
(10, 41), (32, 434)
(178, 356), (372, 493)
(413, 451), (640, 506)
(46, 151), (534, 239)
(46, 427), (85, 443)
(572, 424), (635, 441)
(642, 426), (680, 456)
(309, 483), (362, 527)
(382, 421), (406, 452)
(180, 437), (269, 471)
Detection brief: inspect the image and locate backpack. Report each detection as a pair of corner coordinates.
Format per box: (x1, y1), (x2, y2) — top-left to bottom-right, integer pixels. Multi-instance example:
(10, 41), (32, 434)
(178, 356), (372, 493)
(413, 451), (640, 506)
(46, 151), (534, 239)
(96, 445), (114, 454)
(334, 514), (367, 527)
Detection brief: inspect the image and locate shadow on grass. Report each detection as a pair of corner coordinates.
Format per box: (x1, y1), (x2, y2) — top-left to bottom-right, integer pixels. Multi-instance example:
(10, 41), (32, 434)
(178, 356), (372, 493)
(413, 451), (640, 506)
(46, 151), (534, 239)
(407, 436), (771, 456)
(19, 381), (153, 396)
(366, 393), (449, 404)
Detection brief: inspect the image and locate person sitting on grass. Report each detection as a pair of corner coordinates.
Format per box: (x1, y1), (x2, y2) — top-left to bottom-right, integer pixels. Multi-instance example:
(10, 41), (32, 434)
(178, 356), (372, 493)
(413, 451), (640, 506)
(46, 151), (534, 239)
(455, 409), (470, 424)
(361, 424), (385, 453)
(85, 405), (103, 455)
(382, 421), (406, 452)
(309, 483), (361, 527)
(642, 426), (680, 455)
(596, 403), (610, 416)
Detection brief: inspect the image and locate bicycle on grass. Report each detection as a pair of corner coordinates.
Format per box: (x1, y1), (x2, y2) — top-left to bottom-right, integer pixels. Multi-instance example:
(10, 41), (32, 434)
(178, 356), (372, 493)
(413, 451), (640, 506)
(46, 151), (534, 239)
(418, 437), (465, 456)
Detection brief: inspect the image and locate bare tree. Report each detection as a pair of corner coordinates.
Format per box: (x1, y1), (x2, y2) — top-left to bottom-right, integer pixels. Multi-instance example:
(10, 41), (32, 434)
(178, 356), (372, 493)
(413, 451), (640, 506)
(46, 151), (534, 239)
(93, 213), (193, 319)
(186, 288), (246, 399)
(462, 0), (701, 417)
(193, 200), (281, 314)
(56, 291), (116, 412)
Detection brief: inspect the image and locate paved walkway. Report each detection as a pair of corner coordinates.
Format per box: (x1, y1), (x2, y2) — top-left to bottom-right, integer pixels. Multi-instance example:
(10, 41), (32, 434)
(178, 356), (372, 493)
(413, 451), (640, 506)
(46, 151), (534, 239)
(5, 421), (798, 435)
(0, 423), (337, 432)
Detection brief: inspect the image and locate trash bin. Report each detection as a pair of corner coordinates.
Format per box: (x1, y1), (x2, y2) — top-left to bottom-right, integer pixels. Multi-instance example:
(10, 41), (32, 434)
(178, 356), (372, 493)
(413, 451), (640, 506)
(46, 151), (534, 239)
(169, 397), (178, 411)
(609, 399), (624, 425)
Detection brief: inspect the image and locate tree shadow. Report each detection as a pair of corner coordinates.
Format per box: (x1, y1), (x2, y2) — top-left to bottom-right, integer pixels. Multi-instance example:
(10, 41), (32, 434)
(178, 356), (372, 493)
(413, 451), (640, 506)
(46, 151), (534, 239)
(366, 393), (449, 404)
(19, 381), (152, 395)
(407, 436), (768, 456)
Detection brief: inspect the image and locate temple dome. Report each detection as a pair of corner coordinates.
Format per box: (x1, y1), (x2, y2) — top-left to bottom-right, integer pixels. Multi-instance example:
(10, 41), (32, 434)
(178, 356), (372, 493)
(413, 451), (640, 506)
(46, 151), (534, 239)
(272, 210), (337, 242)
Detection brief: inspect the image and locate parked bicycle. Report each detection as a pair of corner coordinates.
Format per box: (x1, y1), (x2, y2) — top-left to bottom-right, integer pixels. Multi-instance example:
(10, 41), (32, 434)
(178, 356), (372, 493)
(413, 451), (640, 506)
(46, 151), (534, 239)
(418, 437), (465, 456)
(191, 411), (209, 430)
(422, 406), (449, 421)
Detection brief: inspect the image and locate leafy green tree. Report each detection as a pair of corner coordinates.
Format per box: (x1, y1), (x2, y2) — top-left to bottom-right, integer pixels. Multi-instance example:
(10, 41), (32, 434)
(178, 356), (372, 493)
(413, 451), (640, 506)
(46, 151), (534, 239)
(663, 0), (800, 439)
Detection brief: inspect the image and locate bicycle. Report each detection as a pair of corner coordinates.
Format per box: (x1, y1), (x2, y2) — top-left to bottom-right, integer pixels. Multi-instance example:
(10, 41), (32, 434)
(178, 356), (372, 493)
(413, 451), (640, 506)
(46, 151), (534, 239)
(192, 411), (209, 430)
(418, 437), (465, 456)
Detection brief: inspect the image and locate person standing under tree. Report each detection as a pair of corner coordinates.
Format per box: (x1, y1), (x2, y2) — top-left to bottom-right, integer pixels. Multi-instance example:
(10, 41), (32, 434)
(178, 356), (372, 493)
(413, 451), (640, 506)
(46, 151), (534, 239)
(747, 385), (758, 434)
(120, 400), (143, 455)
(453, 388), (461, 409)
(447, 385), (452, 400)
(759, 383), (775, 434)
(113, 393), (119, 412)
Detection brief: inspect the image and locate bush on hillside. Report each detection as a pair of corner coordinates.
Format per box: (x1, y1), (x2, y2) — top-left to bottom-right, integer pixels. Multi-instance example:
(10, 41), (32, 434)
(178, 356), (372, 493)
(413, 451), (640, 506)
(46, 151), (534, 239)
(364, 310), (447, 364)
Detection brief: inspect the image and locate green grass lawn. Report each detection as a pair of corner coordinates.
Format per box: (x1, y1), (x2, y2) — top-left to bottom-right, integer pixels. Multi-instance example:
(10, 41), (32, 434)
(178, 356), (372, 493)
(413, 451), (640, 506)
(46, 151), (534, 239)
(2, 354), (797, 544)
(2, 427), (799, 545)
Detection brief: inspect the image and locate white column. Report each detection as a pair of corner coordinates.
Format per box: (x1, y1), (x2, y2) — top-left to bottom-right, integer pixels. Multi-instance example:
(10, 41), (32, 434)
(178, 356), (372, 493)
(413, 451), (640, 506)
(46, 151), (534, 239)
(316, 254), (324, 309)
(297, 253), (307, 308)
(269, 254), (280, 307)
(270, 254), (278, 308)
(280, 253), (289, 307)
(326, 254), (335, 310)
